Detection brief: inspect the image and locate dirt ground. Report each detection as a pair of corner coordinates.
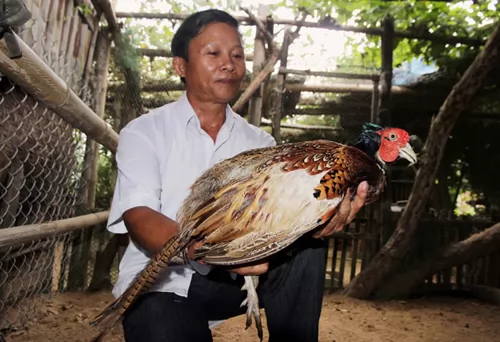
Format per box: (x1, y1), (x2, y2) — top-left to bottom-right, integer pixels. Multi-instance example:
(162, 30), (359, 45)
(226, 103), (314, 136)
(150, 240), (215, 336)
(4, 290), (500, 342)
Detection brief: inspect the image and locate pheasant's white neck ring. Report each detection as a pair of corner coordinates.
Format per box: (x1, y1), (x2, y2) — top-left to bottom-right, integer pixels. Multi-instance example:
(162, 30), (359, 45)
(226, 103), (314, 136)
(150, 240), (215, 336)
(374, 150), (386, 174)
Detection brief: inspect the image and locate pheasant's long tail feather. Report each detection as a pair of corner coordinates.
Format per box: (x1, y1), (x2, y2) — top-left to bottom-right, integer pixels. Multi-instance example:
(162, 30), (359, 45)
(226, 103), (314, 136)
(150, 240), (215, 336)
(89, 234), (187, 340)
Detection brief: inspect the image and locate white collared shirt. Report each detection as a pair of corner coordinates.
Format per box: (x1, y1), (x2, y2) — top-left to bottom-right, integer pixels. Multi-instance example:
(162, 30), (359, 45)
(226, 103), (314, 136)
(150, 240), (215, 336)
(107, 92), (276, 300)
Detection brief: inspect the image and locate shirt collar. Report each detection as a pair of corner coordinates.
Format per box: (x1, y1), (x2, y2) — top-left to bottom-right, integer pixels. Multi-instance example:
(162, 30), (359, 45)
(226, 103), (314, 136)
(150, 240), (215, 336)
(176, 91), (236, 132)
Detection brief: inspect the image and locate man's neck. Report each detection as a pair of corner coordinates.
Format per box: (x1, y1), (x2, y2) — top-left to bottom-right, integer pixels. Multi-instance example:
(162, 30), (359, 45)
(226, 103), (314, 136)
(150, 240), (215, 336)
(186, 92), (227, 141)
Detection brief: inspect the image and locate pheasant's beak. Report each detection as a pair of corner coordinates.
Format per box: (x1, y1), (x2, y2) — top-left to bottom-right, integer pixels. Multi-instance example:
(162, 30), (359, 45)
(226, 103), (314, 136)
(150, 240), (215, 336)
(399, 142), (417, 166)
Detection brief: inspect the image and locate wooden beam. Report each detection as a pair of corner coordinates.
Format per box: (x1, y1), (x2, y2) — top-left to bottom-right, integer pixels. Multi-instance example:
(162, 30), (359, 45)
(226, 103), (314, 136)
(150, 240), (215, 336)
(285, 82), (413, 94)
(280, 67), (379, 81)
(261, 118), (342, 132)
(124, 47), (254, 61)
(91, 0), (118, 31)
(286, 103), (371, 115)
(115, 12), (485, 46)
(109, 79), (413, 95)
(246, 4), (270, 127)
(0, 211), (110, 249)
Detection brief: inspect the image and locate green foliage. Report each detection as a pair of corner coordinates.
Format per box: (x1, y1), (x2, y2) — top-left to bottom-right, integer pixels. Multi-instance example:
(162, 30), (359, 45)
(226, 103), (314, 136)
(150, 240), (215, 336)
(114, 27), (141, 74)
(77, 3), (94, 16)
(279, 0), (500, 70)
(95, 147), (116, 210)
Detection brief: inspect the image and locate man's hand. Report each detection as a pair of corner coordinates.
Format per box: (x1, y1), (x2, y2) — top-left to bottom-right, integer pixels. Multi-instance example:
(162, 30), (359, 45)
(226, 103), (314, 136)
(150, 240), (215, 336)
(187, 242), (268, 276)
(313, 181), (368, 238)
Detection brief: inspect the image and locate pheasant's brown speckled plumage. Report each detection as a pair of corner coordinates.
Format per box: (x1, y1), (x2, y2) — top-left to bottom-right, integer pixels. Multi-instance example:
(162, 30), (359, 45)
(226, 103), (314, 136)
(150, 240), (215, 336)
(90, 139), (388, 342)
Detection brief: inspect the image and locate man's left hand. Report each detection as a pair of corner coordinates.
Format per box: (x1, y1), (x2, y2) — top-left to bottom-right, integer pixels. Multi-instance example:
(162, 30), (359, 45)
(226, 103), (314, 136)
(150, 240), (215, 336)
(313, 181), (368, 238)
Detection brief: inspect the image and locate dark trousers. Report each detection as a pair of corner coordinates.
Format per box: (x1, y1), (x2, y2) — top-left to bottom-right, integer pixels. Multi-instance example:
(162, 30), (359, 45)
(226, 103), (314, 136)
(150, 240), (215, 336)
(122, 237), (327, 342)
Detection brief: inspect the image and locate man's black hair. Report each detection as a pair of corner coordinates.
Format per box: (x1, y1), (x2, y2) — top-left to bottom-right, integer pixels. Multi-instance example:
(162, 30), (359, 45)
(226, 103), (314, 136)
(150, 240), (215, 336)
(171, 9), (240, 84)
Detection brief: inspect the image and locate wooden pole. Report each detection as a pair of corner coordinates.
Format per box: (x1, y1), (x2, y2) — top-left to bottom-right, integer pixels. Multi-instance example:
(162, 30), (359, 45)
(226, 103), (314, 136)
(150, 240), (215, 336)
(81, 14), (102, 91)
(232, 53), (280, 113)
(379, 14), (394, 126)
(271, 30), (291, 144)
(0, 211), (110, 249)
(247, 4), (271, 127)
(370, 78), (380, 123)
(0, 32), (119, 154)
(377, 14), (395, 257)
(79, 29), (113, 210)
(91, 0), (118, 31)
(113, 79), (414, 95)
(280, 67), (379, 81)
(126, 47), (254, 61)
(114, 12), (484, 46)
(89, 30), (112, 208)
(261, 118), (342, 132)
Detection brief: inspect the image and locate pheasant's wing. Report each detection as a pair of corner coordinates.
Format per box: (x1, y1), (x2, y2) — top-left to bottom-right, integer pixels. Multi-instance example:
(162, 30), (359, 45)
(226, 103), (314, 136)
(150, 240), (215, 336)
(179, 140), (374, 266)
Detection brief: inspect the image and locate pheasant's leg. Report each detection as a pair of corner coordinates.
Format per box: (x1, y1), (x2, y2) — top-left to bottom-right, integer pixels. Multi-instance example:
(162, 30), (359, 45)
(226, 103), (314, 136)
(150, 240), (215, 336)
(240, 275), (262, 341)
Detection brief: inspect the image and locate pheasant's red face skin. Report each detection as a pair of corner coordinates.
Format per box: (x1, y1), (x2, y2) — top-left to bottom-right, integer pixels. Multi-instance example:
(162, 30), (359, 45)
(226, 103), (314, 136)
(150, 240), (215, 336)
(176, 22), (246, 104)
(377, 128), (411, 163)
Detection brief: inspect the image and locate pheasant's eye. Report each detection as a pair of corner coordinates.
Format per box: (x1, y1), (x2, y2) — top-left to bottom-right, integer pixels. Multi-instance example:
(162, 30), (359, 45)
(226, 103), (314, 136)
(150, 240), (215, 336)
(389, 133), (397, 140)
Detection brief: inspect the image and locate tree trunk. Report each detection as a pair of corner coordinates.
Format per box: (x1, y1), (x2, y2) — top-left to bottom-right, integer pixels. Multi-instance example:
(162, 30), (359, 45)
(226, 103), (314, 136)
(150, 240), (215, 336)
(88, 233), (123, 291)
(343, 21), (500, 299)
(375, 222), (500, 298)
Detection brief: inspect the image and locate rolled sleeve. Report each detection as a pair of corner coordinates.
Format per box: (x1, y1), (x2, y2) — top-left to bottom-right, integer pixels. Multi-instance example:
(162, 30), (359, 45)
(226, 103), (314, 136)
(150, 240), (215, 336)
(107, 125), (162, 234)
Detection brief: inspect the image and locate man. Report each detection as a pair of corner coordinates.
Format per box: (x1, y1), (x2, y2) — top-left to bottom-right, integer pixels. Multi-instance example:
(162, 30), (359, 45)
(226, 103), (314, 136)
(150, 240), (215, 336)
(107, 9), (368, 342)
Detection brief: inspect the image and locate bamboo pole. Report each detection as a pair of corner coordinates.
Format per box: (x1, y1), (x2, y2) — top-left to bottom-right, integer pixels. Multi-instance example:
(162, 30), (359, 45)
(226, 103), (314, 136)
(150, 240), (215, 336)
(126, 47), (254, 61)
(80, 29), (113, 209)
(232, 53), (280, 113)
(280, 67), (379, 81)
(285, 82), (414, 94)
(246, 4), (271, 127)
(271, 29), (291, 143)
(91, 0), (118, 31)
(232, 7), (284, 113)
(370, 78), (380, 123)
(0, 211), (110, 249)
(114, 12), (484, 46)
(261, 118), (342, 132)
(379, 15), (394, 126)
(0, 32), (119, 153)
(113, 79), (414, 95)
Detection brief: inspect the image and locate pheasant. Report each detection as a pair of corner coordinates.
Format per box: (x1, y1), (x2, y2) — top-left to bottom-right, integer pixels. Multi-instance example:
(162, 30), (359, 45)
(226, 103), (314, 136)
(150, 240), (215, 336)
(89, 122), (417, 341)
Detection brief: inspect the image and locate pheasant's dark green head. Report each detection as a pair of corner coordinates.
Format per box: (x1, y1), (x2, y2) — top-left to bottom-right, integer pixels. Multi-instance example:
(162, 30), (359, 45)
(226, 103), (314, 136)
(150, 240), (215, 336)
(353, 122), (417, 166)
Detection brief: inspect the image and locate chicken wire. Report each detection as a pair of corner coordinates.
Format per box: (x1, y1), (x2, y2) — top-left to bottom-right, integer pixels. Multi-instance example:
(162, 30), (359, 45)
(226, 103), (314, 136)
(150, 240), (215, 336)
(0, 79), (115, 335)
(0, 1), (118, 335)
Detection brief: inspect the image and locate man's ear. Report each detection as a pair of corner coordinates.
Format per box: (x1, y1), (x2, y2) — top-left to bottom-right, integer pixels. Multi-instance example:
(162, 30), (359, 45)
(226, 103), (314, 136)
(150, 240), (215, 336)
(173, 57), (187, 78)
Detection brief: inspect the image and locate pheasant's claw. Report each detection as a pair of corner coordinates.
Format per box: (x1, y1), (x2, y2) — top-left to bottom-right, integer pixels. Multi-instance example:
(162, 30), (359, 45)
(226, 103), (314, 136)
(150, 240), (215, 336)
(241, 275), (263, 341)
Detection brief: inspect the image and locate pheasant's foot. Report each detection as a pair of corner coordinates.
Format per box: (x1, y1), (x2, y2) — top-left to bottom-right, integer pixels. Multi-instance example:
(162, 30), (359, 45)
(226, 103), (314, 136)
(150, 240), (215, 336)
(240, 275), (262, 341)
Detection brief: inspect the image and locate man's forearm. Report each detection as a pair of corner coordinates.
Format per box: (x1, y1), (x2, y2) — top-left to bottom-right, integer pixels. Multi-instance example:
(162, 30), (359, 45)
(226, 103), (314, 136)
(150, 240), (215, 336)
(123, 206), (179, 255)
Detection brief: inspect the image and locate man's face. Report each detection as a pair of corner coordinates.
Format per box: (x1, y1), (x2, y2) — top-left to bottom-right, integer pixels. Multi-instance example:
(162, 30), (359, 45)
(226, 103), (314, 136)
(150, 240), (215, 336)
(175, 22), (246, 104)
